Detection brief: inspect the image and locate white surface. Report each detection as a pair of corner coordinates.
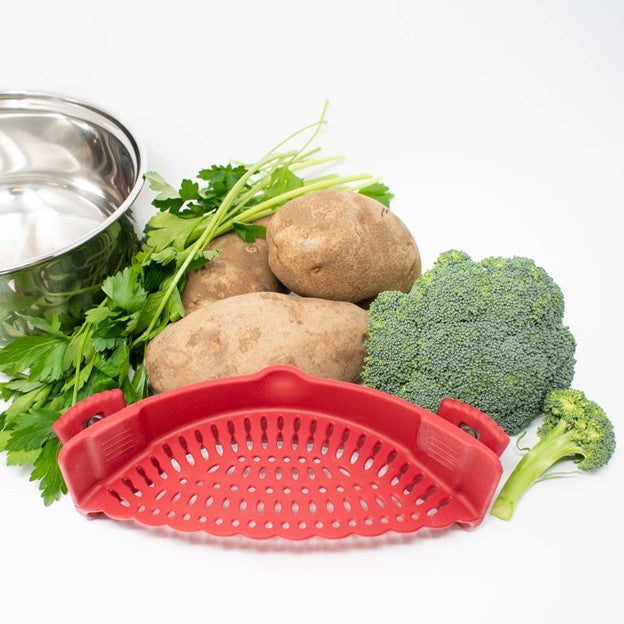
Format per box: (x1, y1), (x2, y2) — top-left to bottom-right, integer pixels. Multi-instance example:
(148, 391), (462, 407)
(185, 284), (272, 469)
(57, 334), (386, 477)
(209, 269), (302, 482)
(1, 1), (623, 623)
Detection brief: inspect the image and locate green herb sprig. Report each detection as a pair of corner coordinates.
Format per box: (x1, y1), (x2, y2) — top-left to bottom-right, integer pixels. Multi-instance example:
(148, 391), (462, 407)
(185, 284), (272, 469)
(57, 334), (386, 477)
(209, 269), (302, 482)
(0, 103), (392, 504)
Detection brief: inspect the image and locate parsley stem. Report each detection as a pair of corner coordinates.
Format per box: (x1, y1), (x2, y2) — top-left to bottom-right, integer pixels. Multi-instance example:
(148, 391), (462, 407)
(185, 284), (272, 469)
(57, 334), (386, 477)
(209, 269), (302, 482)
(291, 146), (323, 162)
(302, 173), (341, 184)
(266, 120), (325, 155)
(223, 147), (330, 222)
(222, 156), (346, 225)
(289, 155), (344, 171)
(335, 177), (382, 192)
(230, 147), (322, 169)
(228, 155), (291, 217)
(233, 173), (373, 221)
(211, 173), (374, 237)
(267, 101), (328, 155)
(41, 284), (103, 297)
(281, 113), (328, 172)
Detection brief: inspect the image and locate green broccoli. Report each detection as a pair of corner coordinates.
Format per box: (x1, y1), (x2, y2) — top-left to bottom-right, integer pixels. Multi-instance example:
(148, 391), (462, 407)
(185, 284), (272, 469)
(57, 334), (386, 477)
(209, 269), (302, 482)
(491, 388), (615, 520)
(362, 250), (576, 434)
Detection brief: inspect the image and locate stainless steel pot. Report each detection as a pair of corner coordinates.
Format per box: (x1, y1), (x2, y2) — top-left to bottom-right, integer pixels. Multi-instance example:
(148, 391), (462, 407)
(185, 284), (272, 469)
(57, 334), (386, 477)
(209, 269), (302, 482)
(0, 92), (145, 342)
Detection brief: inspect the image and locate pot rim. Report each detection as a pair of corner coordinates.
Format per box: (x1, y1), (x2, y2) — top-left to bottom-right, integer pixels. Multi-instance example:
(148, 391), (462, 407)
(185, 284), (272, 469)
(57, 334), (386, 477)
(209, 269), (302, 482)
(0, 90), (146, 275)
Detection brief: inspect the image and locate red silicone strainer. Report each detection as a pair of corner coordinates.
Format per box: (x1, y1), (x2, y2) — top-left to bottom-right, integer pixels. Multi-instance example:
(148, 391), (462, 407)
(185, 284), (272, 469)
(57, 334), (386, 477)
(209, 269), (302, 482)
(54, 366), (508, 540)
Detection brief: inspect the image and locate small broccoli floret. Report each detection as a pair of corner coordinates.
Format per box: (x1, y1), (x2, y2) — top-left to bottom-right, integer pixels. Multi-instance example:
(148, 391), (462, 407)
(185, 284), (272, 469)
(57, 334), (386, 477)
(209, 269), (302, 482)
(491, 388), (616, 520)
(362, 250), (576, 434)
(538, 389), (616, 469)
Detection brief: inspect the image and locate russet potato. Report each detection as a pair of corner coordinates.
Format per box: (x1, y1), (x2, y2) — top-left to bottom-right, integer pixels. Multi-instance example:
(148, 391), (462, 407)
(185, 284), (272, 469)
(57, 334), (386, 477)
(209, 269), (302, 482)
(146, 292), (369, 392)
(182, 217), (285, 312)
(266, 190), (421, 303)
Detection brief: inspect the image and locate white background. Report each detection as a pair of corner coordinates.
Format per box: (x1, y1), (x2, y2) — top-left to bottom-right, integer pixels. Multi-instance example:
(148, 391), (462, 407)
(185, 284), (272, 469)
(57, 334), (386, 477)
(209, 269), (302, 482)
(1, 1), (623, 623)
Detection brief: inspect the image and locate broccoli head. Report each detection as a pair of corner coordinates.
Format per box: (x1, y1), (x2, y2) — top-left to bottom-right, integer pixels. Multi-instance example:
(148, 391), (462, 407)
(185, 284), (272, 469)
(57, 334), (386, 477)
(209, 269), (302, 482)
(491, 388), (615, 520)
(362, 250), (576, 434)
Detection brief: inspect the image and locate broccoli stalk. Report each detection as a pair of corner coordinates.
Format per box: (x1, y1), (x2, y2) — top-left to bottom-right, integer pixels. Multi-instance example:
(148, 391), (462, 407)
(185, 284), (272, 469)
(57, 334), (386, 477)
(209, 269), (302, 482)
(491, 419), (583, 520)
(491, 388), (615, 520)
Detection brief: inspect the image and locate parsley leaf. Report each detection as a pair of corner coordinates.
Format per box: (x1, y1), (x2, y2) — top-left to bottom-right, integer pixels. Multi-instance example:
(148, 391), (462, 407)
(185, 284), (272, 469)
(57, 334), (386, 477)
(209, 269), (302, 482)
(197, 164), (248, 194)
(15, 314), (64, 336)
(75, 368), (118, 401)
(166, 288), (186, 323)
(92, 336), (123, 352)
(149, 248), (179, 266)
(144, 171), (180, 201)
(102, 267), (147, 313)
(135, 292), (168, 334)
(152, 196), (185, 212)
(145, 171), (185, 212)
(145, 212), (205, 252)
(85, 305), (114, 325)
(6, 448), (40, 466)
(0, 335), (69, 382)
(5, 407), (59, 451)
(141, 249), (179, 293)
(30, 438), (67, 506)
(1, 384), (52, 427)
(151, 165), (249, 219)
(262, 167), (304, 200)
(60, 359), (94, 394)
(121, 362), (148, 404)
(0, 379), (44, 395)
(93, 343), (130, 380)
(232, 221), (267, 243)
(359, 182), (394, 208)
(179, 179), (200, 201)
(186, 249), (220, 273)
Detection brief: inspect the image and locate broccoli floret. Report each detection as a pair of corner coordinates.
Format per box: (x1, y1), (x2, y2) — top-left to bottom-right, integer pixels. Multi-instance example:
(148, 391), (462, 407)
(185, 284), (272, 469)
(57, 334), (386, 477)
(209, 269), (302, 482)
(491, 388), (616, 520)
(362, 250), (576, 434)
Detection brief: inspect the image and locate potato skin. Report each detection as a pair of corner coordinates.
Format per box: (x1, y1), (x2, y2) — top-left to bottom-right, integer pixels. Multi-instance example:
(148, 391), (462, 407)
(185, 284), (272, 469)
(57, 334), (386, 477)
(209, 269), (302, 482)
(146, 292), (369, 392)
(267, 190), (421, 303)
(182, 217), (285, 312)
